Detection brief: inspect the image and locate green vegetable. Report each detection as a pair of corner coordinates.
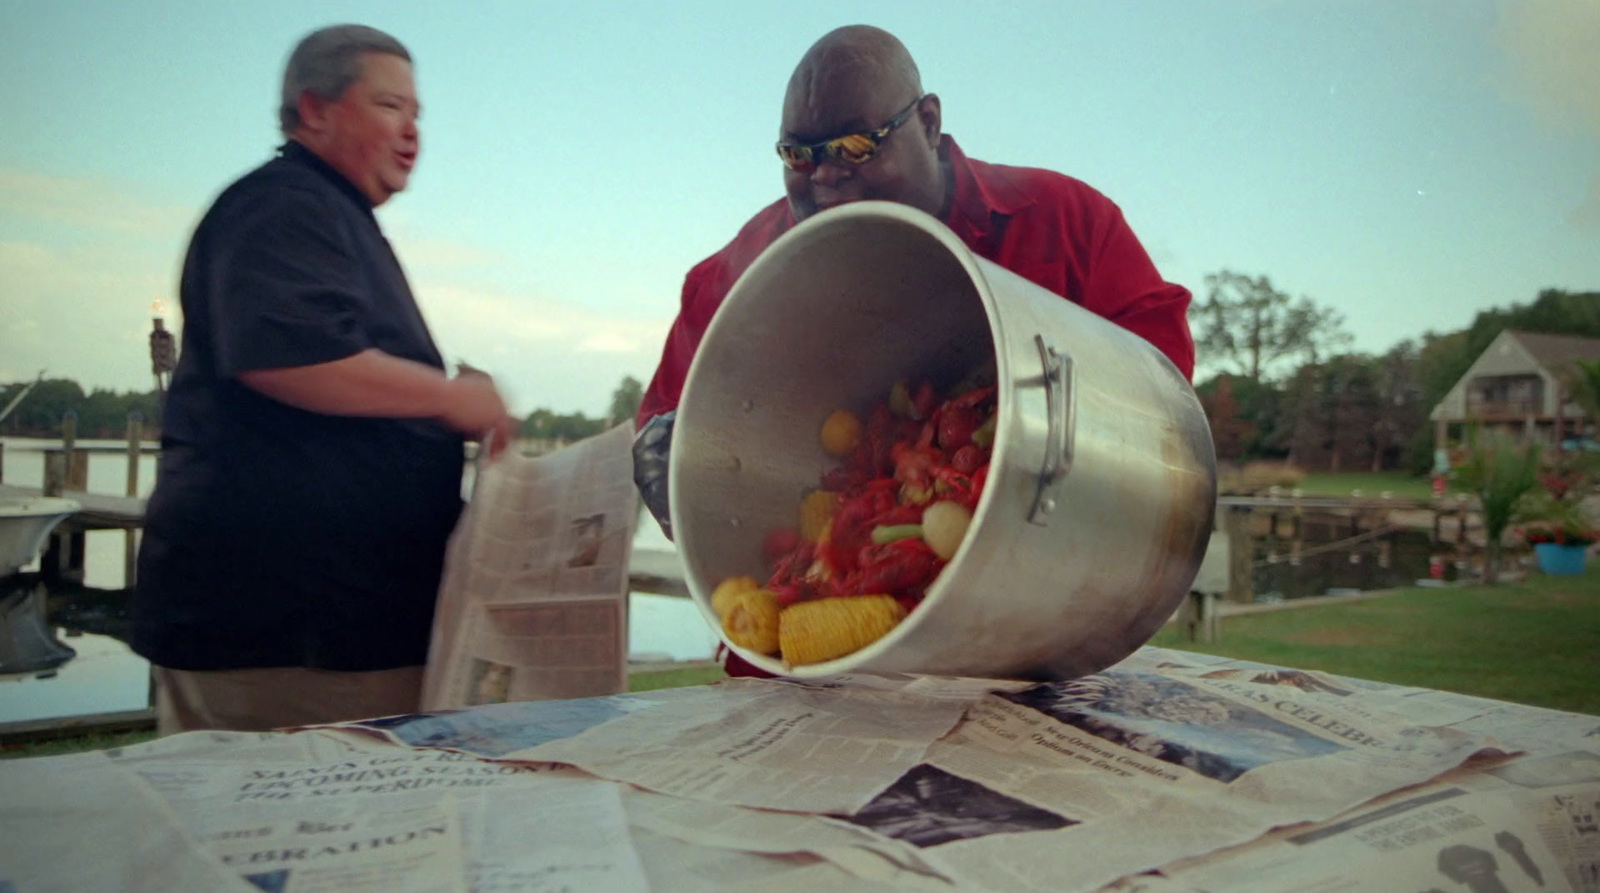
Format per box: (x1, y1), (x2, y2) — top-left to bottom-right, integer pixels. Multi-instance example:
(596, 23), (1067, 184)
(888, 381), (914, 418)
(971, 414), (997, 449)
(871, 523), (923, 545)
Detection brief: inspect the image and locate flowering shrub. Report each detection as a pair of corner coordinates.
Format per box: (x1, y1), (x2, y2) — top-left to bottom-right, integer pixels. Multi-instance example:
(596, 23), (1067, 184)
(1521, 524), (1598, 547)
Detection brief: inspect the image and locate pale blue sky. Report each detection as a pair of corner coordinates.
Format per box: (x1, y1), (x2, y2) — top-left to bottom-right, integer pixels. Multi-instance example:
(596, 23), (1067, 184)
(1, 0), (1596, 415)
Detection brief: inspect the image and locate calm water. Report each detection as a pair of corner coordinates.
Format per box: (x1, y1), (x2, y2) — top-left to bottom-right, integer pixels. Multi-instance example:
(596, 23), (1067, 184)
(1252, 515), (1469, 601)
(0, 437), (716, 725)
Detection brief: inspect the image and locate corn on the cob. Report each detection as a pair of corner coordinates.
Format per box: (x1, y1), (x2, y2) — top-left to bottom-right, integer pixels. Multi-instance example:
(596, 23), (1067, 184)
(710, 575), (761, 619)
(722, 588), (781, 654)
(779, 595), (906, 666)
(800, 490), (838, 543)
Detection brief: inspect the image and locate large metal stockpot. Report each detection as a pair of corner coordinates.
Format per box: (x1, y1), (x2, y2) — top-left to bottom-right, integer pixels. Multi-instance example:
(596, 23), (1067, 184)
(670, 201), (1215, 680)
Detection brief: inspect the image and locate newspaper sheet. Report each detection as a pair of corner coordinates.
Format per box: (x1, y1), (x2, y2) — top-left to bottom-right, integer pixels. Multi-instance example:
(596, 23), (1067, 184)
(784, 659), (1500, 893)
(455, 776), (649, 893)
(621, 784), (952, 883)
(0, 751), (253, 893)
(1156, 751), (1600, 893)
(190, 795), (466, 893)
(509, 677), (974, 814)
(423, 423), (638, 711)
(628, 827), (831, 893)
(8, 646), (1597, 893)
(107, 728), (392, 767)
(130, 748), (649, 893)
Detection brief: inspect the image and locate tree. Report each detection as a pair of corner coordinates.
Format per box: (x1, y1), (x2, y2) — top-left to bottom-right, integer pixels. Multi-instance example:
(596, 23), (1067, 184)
(1196, 375), (1254, 462)
(0, 378), (85, 436)
(608, 375), (644, 427)
(1189, 271), (1352, 382)
(1369, 341), (1426, 472)
(0, 378), (163, 438)
(521, 408), (557, 439)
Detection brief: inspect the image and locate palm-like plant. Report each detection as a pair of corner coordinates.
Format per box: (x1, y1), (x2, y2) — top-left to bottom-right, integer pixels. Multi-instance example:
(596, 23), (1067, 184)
(1453, 428), (1542, 584)
(1554, 357), (1600, 500)
(1566, 358), (1600, 421)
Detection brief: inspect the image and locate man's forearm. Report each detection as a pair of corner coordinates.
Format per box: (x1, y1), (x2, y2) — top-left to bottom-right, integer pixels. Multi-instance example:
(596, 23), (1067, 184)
(237, 349), (454, 418)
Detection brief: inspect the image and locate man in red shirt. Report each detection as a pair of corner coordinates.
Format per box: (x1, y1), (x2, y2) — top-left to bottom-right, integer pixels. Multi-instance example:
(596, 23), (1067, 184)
(634, 25), (1193, 675)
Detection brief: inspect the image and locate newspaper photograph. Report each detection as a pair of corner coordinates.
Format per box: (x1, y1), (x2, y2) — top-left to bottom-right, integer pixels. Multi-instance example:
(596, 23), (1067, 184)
(321, 683), (730, 757)
(422, 423), (638, 711)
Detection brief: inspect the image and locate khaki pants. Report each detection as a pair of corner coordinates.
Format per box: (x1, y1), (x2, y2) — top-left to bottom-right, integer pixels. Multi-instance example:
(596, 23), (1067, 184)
(154, 665), (425, 736)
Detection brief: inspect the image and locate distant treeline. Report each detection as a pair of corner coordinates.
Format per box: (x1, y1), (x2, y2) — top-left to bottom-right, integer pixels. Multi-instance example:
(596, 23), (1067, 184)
(1194, 285), (1600, 474)
(1, 374), (650, 444)
(0, 379), (163, 439)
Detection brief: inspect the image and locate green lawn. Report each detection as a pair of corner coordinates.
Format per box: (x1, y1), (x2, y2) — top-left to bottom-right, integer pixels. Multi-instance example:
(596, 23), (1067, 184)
(1151, 565), (1600, 715)
(1294, 471), (1437, 501)
(628, 664), (726, 692)
(0, 728), (157, 760)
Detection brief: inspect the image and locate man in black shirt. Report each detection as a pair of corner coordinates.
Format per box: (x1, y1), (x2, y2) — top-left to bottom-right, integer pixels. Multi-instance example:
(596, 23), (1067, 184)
(133, 24), (518, 733)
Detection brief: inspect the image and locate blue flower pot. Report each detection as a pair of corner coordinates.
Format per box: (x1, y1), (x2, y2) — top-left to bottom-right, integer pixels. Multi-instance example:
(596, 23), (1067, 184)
(1535, 543), (1588, 576)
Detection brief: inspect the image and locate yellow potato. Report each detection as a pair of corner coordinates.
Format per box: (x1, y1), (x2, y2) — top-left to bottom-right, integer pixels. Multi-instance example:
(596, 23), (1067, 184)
(921, 501), (972, 560)
(710, 575), (761, 619)
(819, 409), (863, 456)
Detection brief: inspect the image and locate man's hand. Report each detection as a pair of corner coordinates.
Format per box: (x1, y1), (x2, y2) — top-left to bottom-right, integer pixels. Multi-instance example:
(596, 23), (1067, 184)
(442, 372), (517, 461)
(633, 411), (674, 539)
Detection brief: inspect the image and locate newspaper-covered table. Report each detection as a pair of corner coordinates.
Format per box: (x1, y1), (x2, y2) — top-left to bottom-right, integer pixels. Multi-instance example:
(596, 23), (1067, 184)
(422, 424), (638, 711)
(5, 648), (1598, 892)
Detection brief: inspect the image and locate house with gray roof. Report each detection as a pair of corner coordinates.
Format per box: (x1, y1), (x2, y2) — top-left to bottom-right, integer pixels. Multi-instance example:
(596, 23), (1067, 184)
(1429, 330), (1600, 451)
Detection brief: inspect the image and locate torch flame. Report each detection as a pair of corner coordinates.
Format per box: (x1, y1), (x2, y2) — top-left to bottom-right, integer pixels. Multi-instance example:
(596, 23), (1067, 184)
(152, 296), (170, 317)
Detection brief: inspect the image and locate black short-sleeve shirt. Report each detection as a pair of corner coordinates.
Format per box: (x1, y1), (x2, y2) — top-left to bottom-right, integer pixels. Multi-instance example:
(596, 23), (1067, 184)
(133, 142), (466, 672)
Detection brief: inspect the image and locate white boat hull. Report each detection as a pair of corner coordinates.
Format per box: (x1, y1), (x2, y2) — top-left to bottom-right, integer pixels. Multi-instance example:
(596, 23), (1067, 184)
(0, 496), (81, 578)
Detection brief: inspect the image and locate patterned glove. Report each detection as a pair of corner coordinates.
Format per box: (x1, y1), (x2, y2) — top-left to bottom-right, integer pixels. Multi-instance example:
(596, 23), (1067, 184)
(633, 411), (675, 540)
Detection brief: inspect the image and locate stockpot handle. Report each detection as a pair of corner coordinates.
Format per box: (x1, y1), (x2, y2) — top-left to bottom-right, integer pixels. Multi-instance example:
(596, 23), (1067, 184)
(1027, 334), (1076, 526)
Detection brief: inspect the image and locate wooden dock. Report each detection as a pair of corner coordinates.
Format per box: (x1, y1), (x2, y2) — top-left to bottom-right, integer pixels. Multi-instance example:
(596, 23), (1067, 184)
(0, 483), (689, 594)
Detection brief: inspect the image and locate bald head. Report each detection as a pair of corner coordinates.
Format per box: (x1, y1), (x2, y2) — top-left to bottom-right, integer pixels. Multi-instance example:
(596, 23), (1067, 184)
(783, 26), (922, 130)
(779, 26), (946, 222)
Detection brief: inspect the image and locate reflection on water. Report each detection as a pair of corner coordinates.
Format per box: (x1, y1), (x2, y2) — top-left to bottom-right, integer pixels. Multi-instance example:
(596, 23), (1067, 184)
(0, 439), (715, 726)
(1253, 516), (1467, 602)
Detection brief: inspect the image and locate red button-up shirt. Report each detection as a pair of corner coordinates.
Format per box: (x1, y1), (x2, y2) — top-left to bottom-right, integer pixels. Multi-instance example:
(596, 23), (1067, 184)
(638, 135), (1194, 428)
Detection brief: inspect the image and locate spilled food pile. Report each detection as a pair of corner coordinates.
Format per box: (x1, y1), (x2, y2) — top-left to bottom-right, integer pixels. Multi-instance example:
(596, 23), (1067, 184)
(712, 371), (998, 667)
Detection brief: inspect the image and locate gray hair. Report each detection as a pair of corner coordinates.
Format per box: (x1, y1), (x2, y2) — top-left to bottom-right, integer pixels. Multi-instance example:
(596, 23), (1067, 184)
(279, 24), (411, 136)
